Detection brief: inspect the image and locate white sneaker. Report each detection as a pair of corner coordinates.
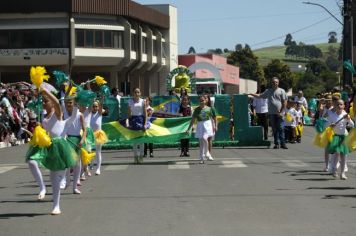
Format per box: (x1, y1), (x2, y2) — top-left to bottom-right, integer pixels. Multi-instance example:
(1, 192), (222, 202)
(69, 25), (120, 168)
(206, 153), (214, 161)
(340, 173), (348, 180)
(60, 181), (66, 190)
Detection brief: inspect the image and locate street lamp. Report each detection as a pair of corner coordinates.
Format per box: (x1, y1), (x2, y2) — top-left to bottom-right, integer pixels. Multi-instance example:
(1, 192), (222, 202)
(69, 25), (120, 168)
(302, 2), (343, 25)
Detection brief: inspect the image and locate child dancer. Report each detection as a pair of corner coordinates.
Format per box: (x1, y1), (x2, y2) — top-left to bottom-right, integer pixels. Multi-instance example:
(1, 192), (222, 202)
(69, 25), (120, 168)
(64, 97), (86, 194)
(80, 105), (93, 180)
(90, 100), (106, 175)
(179, 95), (192, 157)
(295, 102), (304, 143)
(127, 88), (147, 164)
(326, 99), (354, 179)
(187, 95), (216, 164)
(284, 100), (297, 143)
(204, 94), (217, 160)
(27, 87), (77, 215)
(144, 96), (154, 158)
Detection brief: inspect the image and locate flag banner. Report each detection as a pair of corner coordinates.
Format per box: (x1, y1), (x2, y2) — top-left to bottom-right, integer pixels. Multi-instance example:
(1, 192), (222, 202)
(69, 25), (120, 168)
(102, 117), (191, 144)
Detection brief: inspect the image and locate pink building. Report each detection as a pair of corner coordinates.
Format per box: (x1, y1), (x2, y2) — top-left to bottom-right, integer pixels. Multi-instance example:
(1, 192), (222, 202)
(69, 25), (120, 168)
(178, 53), (239, 94)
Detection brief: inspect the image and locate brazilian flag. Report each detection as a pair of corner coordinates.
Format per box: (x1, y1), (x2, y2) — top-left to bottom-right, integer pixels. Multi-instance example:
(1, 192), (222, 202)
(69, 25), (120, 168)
(102, 117), (191, 144)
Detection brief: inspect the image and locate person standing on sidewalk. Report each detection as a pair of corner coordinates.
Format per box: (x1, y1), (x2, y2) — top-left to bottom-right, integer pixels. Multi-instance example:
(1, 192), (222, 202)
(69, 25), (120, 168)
(252, 85), (269, 140)
(250, 77), (288, 149)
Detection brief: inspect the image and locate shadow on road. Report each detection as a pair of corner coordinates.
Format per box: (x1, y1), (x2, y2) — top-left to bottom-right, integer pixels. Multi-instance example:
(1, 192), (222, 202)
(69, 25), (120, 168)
(0, 213), (47, 219)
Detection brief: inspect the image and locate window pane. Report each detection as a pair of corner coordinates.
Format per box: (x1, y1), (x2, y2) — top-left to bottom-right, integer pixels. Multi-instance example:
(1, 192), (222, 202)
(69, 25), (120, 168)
(113, 31), (119, 48)
(131, 33), (136, 51)
(118, 31), (124, 49)
(142, 36), (148, 53)
(9, 31), (23, 48)
(95, 31), (103, 48)
(153, 40), (157, 56)
(0, 31), (9, 49)
(76, 29), (84, 47)
(35, 30), (50, 48)
(51, 29), (68, 48)
(85, 30), (94, 48)
(103, 31), (111, 48)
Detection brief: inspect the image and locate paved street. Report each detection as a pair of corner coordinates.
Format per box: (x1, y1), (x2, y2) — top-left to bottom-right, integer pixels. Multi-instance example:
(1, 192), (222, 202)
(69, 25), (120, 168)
(1, 126), (356, 236)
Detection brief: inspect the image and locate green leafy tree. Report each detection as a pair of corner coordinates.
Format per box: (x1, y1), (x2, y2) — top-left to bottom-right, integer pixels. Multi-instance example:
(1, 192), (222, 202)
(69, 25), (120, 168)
(188, 46), (196, 54)
(227, 44), (265, 84)
(328, 31), (337, 43)
(284, 33), (293, 46)
(264, 59), (294, 91)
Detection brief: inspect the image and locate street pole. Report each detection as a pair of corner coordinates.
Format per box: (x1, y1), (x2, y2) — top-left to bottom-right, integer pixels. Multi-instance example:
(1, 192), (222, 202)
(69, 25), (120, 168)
(303, 1), (353, 88)
(343, 0), (353, 88)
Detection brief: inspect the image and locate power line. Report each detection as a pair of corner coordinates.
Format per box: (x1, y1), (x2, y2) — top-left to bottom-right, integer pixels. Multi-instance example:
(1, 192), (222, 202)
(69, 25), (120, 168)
(180, 11), (333, 23)
(251, 16), (333, 47)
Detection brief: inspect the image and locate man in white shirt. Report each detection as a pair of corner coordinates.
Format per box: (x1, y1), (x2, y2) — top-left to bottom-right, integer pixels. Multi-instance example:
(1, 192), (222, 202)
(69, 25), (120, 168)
(252, 85), (269, 140)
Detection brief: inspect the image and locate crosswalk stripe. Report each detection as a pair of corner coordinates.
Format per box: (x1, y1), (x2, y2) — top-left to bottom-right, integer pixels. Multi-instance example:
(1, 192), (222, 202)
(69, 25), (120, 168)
(347, 162), (356, 167)
(281, 160), (309, 167)
(105, 165), (129, 171)
(168, 161), (190, 169)
(219, 160), (247, 168)
(0, 166), (17, 174)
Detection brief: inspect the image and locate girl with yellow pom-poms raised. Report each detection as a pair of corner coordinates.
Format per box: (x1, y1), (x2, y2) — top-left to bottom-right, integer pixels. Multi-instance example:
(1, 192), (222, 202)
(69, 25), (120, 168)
(326, 99), (354, 180)
(26, 66), (78, 215)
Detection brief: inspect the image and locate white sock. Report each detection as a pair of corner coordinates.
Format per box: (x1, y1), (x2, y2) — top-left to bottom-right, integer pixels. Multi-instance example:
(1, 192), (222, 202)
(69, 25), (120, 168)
(72, 160), (81, 191)
(95, 145), (102, 172)
(28, 160), (46, 194)
(50, 170), (65, 212)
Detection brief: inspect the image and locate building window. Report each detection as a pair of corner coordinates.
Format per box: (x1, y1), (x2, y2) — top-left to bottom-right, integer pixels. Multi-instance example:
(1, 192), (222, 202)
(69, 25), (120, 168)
(85, 30), (94, 48)
(95, 31), (103, 47)
(103, 31), (111, 48)
(131, 33), (137, 51)
(0, 30), (9, 49)
(162, 41), (167, 58)
(0, 29), (68, 49)
(153, 39), (158, 56)
(142, 36), (148, 54)
(76, 29), (84, 47)
(75, 29), (124, 49)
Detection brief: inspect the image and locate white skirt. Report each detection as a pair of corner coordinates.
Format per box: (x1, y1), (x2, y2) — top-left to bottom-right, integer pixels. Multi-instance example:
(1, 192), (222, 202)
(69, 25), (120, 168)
(195, 120), (214, 139)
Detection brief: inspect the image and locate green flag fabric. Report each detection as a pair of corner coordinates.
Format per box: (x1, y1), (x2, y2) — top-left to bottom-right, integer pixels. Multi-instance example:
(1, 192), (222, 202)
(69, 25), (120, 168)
(102, 117), (191, 144)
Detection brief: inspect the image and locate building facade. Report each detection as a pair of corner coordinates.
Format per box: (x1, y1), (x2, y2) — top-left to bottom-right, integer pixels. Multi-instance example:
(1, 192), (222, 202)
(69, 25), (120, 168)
(178, 53), (240, 94)
(0, 0), (178, 96)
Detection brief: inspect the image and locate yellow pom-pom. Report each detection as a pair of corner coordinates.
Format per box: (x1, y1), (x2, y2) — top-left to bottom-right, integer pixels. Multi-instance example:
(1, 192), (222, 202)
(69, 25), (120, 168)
(325, 126), (334, 142)
(95, 76), (107, 86)
(30, 66), (50, 89)
(29, 125), (52, 147)
(81, 148), (96, 166)
(285, 113), (293, 122)
(94, 130), (108, 145)
(346, 128), (356, 151)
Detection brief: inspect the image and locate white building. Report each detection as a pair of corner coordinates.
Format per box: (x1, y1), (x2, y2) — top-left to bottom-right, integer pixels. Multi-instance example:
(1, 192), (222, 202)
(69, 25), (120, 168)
(0, 0), (178, 96)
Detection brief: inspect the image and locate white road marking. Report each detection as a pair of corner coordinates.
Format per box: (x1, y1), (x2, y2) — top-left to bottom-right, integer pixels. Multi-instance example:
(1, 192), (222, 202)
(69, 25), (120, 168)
(219, 160), (247, 168)
(105, 165), (129, 171)
(168, 161), (190, 169)
(0, 166), (17, 174)
(281, 160), (309, 167)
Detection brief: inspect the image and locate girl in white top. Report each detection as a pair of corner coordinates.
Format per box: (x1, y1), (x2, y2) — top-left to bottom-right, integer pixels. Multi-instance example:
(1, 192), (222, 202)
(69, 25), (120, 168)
(37, 88), (77, 215)
(127, 88), (147, 164)
(63, 98), (86, 194)
(326, 99), (354, 180)
(90, 100), (105, 175)
(80, 106), (93, 179)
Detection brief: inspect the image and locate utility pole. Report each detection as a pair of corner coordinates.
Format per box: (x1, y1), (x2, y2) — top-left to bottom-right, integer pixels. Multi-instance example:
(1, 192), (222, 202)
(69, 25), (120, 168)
(343, 0), (353, 87)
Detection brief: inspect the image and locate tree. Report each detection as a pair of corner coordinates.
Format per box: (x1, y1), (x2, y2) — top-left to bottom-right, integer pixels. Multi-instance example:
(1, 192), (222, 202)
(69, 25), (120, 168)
(223, 48), (229, 53)
(187, 46), (196, 54)
(264, 59), (294, 91)
(235, 44), (243, 51)
(284, 33), (293, 46)
(328, 31), (337, 43)
(227, 44), (265, 84)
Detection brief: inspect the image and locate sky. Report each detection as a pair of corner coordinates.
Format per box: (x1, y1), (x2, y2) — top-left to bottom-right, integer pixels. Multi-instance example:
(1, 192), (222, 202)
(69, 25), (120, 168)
(136, 0), (343, 54)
